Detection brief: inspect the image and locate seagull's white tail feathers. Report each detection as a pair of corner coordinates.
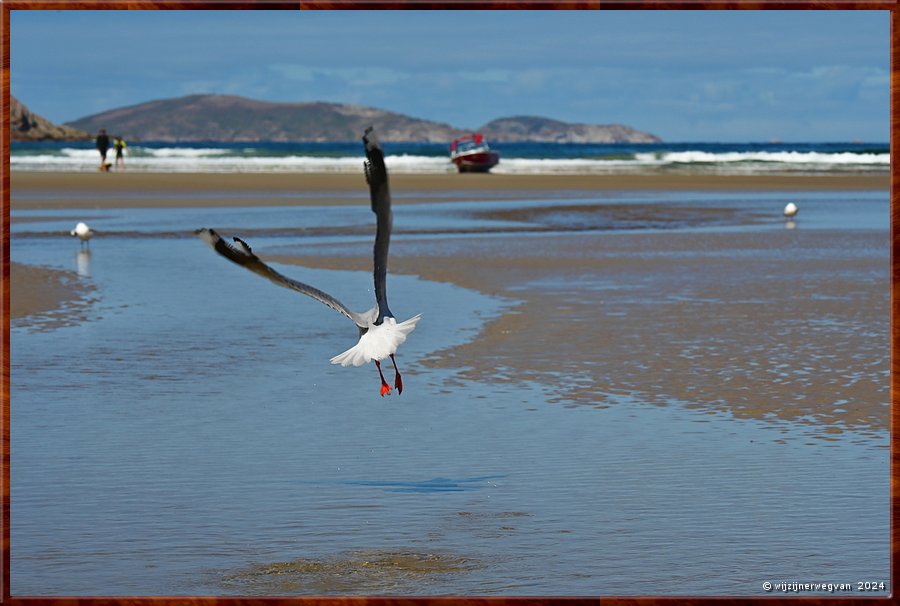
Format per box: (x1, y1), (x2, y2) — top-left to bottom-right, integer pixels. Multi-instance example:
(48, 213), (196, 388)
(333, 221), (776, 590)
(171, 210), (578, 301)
(329, 344), (371, 368)
(330, 314), (422, 367)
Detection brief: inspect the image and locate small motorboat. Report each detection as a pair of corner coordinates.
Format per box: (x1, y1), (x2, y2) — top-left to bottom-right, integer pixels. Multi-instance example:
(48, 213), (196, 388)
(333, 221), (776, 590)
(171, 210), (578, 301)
(450, 133), (500, 173)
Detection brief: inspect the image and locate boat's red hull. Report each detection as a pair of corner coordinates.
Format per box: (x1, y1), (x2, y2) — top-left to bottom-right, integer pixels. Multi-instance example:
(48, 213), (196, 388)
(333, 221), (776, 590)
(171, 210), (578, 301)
(451, 150), (500, 173)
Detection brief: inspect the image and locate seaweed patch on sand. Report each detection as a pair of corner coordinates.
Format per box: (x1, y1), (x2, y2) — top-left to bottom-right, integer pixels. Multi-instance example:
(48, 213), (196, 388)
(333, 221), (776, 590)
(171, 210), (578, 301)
(220, 550), (482, 595)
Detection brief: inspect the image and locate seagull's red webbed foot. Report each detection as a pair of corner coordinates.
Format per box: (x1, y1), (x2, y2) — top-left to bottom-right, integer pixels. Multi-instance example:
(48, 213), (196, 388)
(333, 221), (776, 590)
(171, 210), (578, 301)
(390, 354), (403, 395)
(375, 359), (392, 397)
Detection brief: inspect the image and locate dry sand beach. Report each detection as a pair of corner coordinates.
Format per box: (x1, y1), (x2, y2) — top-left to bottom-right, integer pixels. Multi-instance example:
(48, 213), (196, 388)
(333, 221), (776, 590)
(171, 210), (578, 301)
(11, 171), (889, 208)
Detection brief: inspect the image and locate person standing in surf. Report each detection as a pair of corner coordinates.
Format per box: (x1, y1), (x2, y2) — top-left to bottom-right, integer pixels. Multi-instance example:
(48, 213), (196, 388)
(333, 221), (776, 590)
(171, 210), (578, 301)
(114, 135), (127, 171)
(96, 129), (110, 171)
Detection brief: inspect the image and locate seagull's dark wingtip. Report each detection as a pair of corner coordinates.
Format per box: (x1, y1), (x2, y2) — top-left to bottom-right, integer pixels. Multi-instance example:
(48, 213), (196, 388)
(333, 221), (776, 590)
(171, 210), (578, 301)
(233, 236), (254, 255)
(196, 227), (220, 248)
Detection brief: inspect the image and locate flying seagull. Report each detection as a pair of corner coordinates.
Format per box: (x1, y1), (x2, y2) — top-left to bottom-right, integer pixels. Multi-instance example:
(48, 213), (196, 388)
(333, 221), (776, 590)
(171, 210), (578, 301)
(70, 222), (94, 248)
(196, 127), (421, 396)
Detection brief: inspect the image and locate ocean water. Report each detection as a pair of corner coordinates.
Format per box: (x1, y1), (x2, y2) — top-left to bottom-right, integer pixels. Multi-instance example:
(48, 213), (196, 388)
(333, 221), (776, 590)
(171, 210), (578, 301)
(9, 190), (890, 596)
(10, 140), (890, 174)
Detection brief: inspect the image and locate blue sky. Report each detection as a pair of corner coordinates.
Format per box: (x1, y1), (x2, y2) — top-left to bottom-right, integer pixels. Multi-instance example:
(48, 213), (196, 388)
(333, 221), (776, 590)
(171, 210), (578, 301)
(10, 10), (889, 142)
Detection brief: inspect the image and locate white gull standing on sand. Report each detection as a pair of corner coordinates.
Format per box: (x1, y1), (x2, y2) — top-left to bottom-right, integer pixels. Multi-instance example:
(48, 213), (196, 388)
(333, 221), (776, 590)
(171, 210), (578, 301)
(196, 127), (421, 397)
(783, 202), (799, 218)
(70, 222), (94, 248)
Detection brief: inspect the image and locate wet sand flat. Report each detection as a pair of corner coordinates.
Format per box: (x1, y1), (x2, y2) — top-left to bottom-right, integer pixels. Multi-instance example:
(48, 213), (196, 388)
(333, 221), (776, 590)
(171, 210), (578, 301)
(9, 172), (888, 439)
(269, 227), (888, 441)
(11, 171), (889, 209)
(10, 261), (97, 330)
(9, 173), (889, 595)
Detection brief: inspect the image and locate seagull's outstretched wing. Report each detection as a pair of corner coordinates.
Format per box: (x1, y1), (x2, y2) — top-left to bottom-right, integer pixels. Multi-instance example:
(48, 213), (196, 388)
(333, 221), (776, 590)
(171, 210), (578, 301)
(362, 126), (393, 324)
(196, 227), (363, 326)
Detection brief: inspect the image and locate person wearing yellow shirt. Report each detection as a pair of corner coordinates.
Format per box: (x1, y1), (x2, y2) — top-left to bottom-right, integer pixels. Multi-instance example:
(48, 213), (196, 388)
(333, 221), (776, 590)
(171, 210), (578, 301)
(113, 136), (127, 171)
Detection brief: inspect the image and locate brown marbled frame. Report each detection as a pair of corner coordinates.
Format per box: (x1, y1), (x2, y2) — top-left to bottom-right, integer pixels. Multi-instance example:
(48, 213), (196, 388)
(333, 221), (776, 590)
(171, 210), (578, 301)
(0, 1), (896, 604)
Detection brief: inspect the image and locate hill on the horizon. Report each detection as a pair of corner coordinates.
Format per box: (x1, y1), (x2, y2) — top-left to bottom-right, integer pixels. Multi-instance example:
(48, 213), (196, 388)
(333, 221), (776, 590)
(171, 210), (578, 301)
(66, 95), (467, 143)
(11, 96), (91, 141)
(63, 94), (662, 144)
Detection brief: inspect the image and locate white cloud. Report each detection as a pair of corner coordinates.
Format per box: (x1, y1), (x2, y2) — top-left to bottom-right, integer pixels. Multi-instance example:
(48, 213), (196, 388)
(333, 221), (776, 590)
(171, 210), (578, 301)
(268, 64), (407, 86)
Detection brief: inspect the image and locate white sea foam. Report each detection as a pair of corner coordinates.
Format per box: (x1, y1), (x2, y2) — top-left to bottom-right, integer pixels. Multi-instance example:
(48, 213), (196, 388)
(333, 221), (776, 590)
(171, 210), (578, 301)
(647, 150), (890, 165)
(492, 157), (664, 174)
(491, 151), (888, 175)
(9, 146), (889, 174)
(50, 146), (233, 159)
(141, 147), (232, 158)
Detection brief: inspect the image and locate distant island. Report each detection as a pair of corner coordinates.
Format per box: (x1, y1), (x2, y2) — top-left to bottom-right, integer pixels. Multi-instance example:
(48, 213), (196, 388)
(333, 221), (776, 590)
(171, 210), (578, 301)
(480, 116), (660, 144)
(15, 93), (662, 144)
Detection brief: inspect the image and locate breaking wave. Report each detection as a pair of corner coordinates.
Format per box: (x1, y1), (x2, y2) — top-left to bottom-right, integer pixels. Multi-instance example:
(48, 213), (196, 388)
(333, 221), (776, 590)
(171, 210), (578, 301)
(11, 141), (889, 174)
